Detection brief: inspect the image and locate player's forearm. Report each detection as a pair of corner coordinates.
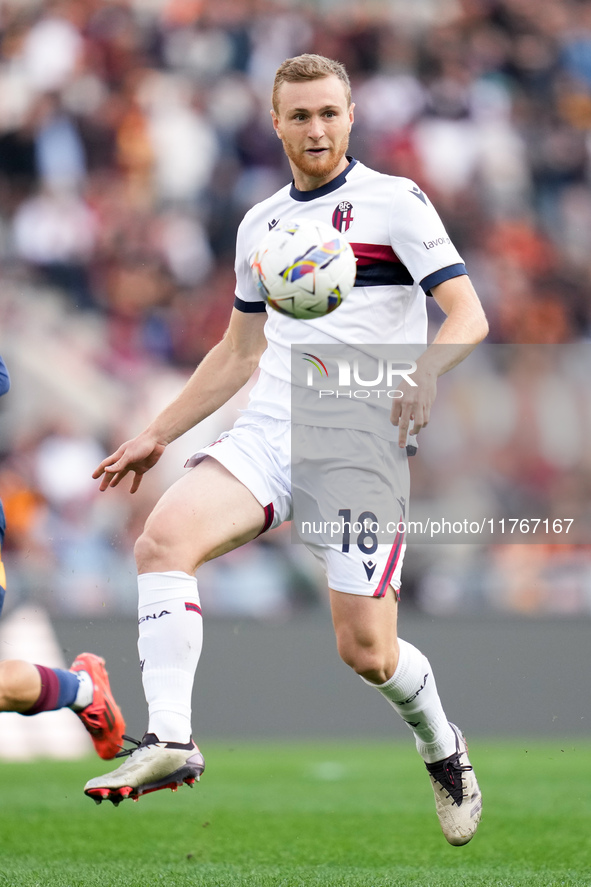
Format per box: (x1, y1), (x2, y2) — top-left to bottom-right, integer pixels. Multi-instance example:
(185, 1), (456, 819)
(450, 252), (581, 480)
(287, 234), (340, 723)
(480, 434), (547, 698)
(425, 276), (489, 377)
(418, 339), (479, 382)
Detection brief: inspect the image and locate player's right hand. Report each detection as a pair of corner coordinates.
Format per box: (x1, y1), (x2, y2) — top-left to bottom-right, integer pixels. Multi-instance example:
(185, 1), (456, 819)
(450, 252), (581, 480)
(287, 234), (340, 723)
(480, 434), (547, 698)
(92, 434), (166, 493)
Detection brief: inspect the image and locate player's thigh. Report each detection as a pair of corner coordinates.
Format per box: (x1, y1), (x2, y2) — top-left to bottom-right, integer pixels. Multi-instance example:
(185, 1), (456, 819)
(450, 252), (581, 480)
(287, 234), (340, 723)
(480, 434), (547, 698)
(138, 457), (266, 572)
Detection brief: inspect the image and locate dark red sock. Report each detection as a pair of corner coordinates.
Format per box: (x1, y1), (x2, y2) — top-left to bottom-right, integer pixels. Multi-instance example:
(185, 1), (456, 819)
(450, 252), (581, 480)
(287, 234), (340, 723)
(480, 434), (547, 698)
(23, 665), (67, 715)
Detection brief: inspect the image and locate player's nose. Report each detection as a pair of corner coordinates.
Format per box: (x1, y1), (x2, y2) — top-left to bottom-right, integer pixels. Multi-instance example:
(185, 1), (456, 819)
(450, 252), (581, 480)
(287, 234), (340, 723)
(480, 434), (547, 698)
(307, 116), (325, 139)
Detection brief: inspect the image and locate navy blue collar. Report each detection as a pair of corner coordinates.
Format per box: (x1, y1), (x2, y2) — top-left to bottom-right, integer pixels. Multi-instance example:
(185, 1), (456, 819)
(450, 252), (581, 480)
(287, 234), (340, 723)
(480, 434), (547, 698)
(289, 157), (357, 202)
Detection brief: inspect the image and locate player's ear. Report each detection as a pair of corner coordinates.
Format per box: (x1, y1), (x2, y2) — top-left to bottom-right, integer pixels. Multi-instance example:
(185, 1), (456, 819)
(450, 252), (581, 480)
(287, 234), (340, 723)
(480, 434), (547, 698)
(348, 102), (355, 130)
(271, 109), (282, 139)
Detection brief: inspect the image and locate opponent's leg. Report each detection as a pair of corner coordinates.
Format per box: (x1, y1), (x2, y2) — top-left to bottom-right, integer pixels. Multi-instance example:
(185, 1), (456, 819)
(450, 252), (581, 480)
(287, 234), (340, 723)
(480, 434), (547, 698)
(0, 660), (43, 711)
(84, 458), (267, 805)
(329, 587), (482, 845)
(0, 499), (124, 759)
(0, 656), (125, 759)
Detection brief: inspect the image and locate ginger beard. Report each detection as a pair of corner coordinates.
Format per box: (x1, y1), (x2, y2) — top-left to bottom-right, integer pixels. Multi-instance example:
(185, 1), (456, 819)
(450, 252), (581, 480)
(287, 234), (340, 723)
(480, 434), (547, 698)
(280, 126), (351, 182)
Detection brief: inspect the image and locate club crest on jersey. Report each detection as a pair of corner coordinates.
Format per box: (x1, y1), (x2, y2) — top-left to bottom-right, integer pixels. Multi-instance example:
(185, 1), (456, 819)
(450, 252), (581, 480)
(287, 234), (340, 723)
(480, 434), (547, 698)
(332, 200), (354, 233)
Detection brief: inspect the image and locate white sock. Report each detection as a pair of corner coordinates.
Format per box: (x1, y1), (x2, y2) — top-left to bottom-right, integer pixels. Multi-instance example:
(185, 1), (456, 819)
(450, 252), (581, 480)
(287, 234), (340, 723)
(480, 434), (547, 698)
(363, 638), (456, 763)
(137, 571), (203, 743)
(71, 670), (93, 711)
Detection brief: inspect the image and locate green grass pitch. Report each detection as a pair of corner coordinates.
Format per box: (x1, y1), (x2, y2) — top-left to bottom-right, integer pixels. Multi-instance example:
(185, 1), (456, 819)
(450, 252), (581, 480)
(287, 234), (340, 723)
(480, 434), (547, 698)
(0, 739), (589, 887)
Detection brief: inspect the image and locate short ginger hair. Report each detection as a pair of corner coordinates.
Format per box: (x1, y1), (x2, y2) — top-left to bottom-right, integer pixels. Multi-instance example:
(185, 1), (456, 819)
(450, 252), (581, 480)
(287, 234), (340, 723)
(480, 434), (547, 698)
(272, 54), (352, 114)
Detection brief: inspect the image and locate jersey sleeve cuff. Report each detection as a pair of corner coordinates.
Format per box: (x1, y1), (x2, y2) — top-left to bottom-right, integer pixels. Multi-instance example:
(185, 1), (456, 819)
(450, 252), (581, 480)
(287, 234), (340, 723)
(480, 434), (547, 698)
(234, 296), (267, 313)
(0, 356), (10, 397)
(420, 263), (467, 295)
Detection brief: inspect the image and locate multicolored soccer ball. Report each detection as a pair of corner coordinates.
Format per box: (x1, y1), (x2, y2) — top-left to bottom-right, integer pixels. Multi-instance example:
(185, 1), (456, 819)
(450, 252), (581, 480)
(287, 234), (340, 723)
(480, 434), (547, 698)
(251, 218), (357, 319)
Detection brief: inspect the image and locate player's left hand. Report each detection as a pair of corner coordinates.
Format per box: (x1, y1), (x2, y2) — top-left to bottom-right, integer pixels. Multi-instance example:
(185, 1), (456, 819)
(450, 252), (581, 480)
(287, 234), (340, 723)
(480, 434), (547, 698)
(390, 367), (437, 449)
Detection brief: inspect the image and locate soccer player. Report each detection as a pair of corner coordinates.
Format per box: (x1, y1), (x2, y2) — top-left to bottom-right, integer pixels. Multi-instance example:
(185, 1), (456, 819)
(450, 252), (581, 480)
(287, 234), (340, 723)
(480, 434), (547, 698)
(0, 354), (125, 760)
(85, 55), (488, 845)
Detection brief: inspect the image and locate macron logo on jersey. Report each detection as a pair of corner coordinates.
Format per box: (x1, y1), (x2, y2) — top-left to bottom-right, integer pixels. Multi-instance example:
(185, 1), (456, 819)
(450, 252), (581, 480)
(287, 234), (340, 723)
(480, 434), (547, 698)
(268, 218), (280, 230)
(409, 184), (427, 205)
(363, 560), (377, 581)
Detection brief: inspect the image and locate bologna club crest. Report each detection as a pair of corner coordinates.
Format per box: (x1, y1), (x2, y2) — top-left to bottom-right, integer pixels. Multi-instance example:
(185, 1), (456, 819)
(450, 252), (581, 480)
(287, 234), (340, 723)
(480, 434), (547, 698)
(332, 200), (354, 233)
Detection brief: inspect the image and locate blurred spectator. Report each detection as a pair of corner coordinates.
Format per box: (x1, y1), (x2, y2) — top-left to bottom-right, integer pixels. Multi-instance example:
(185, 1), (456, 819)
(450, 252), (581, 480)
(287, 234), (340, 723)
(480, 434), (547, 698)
(19, 1), (85, 95)
(138, 70), (219, 205)
(33, 92), (87, 191)
(12, 185), (97, 308)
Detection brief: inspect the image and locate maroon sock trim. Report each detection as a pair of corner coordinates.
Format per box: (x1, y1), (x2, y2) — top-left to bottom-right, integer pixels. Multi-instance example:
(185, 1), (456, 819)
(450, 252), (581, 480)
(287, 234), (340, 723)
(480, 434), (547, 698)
(23, 665), (61, 716)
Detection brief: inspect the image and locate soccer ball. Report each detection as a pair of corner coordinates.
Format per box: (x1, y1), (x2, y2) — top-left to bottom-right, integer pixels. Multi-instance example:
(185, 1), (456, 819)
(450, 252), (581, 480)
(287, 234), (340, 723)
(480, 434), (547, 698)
(251, 218), (357, 319)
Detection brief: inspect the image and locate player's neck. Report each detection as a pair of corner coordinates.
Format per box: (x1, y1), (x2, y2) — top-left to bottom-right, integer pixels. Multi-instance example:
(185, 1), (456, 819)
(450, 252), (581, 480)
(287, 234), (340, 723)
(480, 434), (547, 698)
(290, 156), (350, 192)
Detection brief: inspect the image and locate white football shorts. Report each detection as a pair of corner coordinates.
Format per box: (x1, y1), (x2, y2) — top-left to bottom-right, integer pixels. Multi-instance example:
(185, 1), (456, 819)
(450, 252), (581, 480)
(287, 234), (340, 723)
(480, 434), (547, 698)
(185, 410), (408, 598)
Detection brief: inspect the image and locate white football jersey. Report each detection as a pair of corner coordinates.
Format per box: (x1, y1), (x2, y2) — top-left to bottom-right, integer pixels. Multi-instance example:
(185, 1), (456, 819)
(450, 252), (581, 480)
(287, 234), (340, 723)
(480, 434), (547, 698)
(234, 158), (466, 422)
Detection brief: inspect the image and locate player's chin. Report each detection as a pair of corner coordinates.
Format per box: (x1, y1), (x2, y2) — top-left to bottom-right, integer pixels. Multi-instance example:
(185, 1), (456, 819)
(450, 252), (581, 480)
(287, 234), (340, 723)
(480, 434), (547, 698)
(300, 151), (336, 175)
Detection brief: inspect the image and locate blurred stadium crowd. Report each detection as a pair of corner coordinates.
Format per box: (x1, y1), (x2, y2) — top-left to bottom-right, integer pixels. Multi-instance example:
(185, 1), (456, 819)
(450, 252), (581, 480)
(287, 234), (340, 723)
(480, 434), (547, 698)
(0, 0), (591, 618)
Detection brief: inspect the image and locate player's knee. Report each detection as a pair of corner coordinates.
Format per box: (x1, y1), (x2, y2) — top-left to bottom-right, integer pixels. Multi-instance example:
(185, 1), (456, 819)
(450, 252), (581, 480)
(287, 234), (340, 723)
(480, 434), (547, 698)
(335, 635), (393, 684)
(134, 529), (169, 572)
(134, 521), (203, 574)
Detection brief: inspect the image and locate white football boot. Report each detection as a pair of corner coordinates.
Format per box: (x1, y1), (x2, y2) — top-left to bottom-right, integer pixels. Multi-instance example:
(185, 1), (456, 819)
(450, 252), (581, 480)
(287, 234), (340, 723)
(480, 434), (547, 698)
(84, 733), (205, 806)
(425, 723), (482, 845)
